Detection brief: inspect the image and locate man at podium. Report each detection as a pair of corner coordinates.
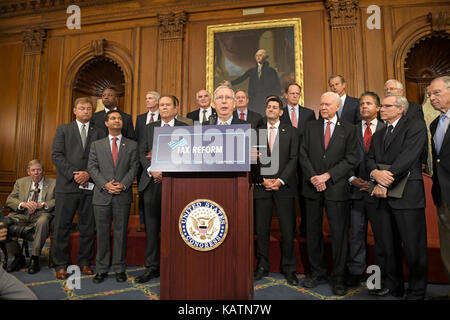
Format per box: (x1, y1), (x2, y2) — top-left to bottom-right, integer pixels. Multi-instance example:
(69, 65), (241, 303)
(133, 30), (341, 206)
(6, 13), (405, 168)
(209, 86), (248, 126)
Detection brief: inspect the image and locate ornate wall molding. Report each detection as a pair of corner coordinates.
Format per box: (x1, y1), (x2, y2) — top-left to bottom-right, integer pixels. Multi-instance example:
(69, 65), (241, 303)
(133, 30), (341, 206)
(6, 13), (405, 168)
(428, 11), (450, 33)
(90, 38), (106, 57)
(325, 0), (359, 28)
(23, 28), (46, 55)
(158, 11), (187, 41)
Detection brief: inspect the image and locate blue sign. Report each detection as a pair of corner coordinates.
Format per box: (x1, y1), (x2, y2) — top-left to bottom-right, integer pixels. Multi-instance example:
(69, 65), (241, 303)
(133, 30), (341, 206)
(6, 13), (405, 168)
(150, 124), (251, 172)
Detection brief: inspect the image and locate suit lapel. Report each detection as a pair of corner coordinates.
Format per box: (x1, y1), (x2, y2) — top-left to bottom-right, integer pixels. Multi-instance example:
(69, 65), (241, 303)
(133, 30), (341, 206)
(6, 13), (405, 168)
(41, 178), (49, 201)
(318, 120), (325, 151)
(116, 137), (127, 168)
(384, 117), (406, 151)
(356, 122), (365, 151)
(102, 137), (115, 168)
(21, 177), (32, 201)
(326, 120), (342, 152)
(70, 121), (84, 150)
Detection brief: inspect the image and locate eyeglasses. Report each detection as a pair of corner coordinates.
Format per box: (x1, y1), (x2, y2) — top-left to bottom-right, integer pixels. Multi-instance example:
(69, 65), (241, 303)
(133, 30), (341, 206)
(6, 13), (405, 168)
(215, 96), (234, 101)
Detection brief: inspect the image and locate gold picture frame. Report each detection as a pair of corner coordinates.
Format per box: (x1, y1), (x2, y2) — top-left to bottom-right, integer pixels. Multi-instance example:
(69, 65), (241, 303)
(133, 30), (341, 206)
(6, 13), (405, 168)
(206, 18), (304, 113)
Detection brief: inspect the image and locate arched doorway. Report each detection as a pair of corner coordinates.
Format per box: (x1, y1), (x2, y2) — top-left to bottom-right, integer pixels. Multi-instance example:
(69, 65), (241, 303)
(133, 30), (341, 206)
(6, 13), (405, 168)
(404, 35), (450, 104)
(72, 57), (126, 117)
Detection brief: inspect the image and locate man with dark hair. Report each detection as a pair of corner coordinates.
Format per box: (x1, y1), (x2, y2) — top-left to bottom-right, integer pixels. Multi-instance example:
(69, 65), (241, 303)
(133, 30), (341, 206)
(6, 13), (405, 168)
(300, 91), (356, 296)
(4, 159), (56, 274)
(346, 92), (385, 287)
(428, 76), (450, 300)
(88, 110), (138, 284)
(328, 74), (361, 124)
(92, 86), (136, 140)
(253, 96), (299, 285)
(51, 97), (104, 280)
(135, 95), (188, 283)
(366, 93), (428, 299)
(232, 89), (262, 129)
(280, 82), (316, 237)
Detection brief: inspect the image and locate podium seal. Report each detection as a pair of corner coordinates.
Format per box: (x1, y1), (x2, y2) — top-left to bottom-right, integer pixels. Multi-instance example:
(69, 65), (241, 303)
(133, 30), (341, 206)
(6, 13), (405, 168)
(179, 199), (228, 251)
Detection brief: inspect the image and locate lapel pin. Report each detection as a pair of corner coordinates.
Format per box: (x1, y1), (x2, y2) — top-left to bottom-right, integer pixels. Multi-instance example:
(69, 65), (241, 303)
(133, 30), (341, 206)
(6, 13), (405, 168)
(337, 122), (341, 126)
(282, 128), (286, 132)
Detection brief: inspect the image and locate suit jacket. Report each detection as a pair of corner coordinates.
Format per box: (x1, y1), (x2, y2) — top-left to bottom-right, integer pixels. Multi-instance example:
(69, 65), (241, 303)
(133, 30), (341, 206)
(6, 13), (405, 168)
(339, 95), (361, 125)
(366, 116), (427, 209)
(6, 176), (56, 215)
(51, 121), (105, 193)
(430, 114), (450, 206)
(231, 60), (281, 115)
(207, 115), (248, 126)
(406, 101), (424, 121)
(349, 120), (386, 200)
(187, 107), (217, 123)
(138, 119), (188, 192)
(176, 115), (194, 126)
(92, 109), (136, 140)
(233, 109), (262, 129)
(300, 119), (357, 201)
(87, 136), (138, 206)
(280, 105), (316, 144)
(253, 120), (299, 198)
(135, 112), (161, 145)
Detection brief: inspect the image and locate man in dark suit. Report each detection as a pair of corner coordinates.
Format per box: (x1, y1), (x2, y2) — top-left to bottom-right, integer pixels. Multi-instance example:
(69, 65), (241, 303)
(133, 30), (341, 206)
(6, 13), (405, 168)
(51, 97), (104, 280)
(280, 82), (316, 237)
(346, 92), (384, 287)
(92, 86), (136, 140)
(88, 110), (138, 283)
(135, 95), (188, 283)
(299, 91), (356, 296)
(5, 159), (56, 274)
(428, 76), (450, 300)
(384, 79), (424, 121)
(187, 89), (217, 124)
(135, 91), (161, 232)
(210, 86), (248, 125)
(232, 89), (262, 129)
(328, 74), (361, 124)
(253, 96), (299, 285)
(223, 49), (281, 116)
(366, 93), (428, 300)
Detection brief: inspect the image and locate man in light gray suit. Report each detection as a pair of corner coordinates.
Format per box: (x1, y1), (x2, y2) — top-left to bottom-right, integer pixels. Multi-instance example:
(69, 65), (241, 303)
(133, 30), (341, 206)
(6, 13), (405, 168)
(88, 110), (138, 284)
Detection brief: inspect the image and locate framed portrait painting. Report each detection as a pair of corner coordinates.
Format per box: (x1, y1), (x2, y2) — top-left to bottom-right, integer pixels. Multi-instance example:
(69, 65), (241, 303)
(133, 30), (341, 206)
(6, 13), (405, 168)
(206, 18), (303, 115)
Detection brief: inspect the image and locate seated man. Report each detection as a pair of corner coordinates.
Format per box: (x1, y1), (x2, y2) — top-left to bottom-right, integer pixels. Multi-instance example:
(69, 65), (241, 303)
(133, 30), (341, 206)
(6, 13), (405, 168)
(5, 159), (56, 274)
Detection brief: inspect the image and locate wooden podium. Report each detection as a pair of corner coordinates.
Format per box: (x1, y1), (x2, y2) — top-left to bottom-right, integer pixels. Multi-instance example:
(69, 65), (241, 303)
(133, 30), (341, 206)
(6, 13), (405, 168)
(160, 172), (254, 300)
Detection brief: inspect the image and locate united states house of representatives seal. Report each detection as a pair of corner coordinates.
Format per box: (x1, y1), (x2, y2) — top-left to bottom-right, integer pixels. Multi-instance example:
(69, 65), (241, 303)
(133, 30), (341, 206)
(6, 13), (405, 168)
(179, 199), (228, 251)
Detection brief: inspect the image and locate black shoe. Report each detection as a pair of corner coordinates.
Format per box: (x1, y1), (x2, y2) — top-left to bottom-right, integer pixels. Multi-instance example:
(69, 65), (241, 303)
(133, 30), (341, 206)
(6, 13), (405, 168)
(6, 254), (25, 272)
(284, 272), (299, 286)
(368, 287), (390, 297)
(301, 274), (328, 288)
(93, 273), (108, 284)
(253, 267), (269, 281)
(332, 283), (347, 296)
(115, 272), (127, 282)
(345, 274), (365, 287)
(135, 268), (160, 284)
(28, 256), (40, 274)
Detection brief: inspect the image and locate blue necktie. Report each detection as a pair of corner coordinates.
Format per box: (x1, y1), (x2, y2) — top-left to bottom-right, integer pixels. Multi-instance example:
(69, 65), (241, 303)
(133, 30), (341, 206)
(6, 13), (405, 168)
(434, 114), (447, 155)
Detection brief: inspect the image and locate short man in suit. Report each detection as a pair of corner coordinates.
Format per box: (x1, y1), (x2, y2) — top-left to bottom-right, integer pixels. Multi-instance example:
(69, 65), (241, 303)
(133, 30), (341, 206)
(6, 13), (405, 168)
(366, 94), (428, 299)
(211, 86), (248, 125)
(280, 82), (316, 237)
(328, 74), (361, 124)
(135, 91), (161, 232)
(92, 86), (136, 140)
(384, 79), (424, 121)
(187, 89), (217, 124)
(300, 92), (356, 296)
(253, 96), (299, 285)
(428, 76), (450, 300)
(346, 92), (385, 287)
(88, 110), (138, 283)
(51, 97), (104, 280)
(4, 159), (55, 274)
(232, 89), (262, 129)
(134, 95), (188, 283)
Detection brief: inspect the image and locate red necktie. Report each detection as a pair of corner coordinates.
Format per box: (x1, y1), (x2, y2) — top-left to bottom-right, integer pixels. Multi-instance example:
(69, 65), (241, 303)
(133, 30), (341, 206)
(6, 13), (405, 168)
(363, 121), (372, 152)
(149, 113), (154, 124)
(112, 137), (118, 166)
(324, 121), (331, 150)
(240, 112), (245, 120)
(291, 107), (298, 128)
